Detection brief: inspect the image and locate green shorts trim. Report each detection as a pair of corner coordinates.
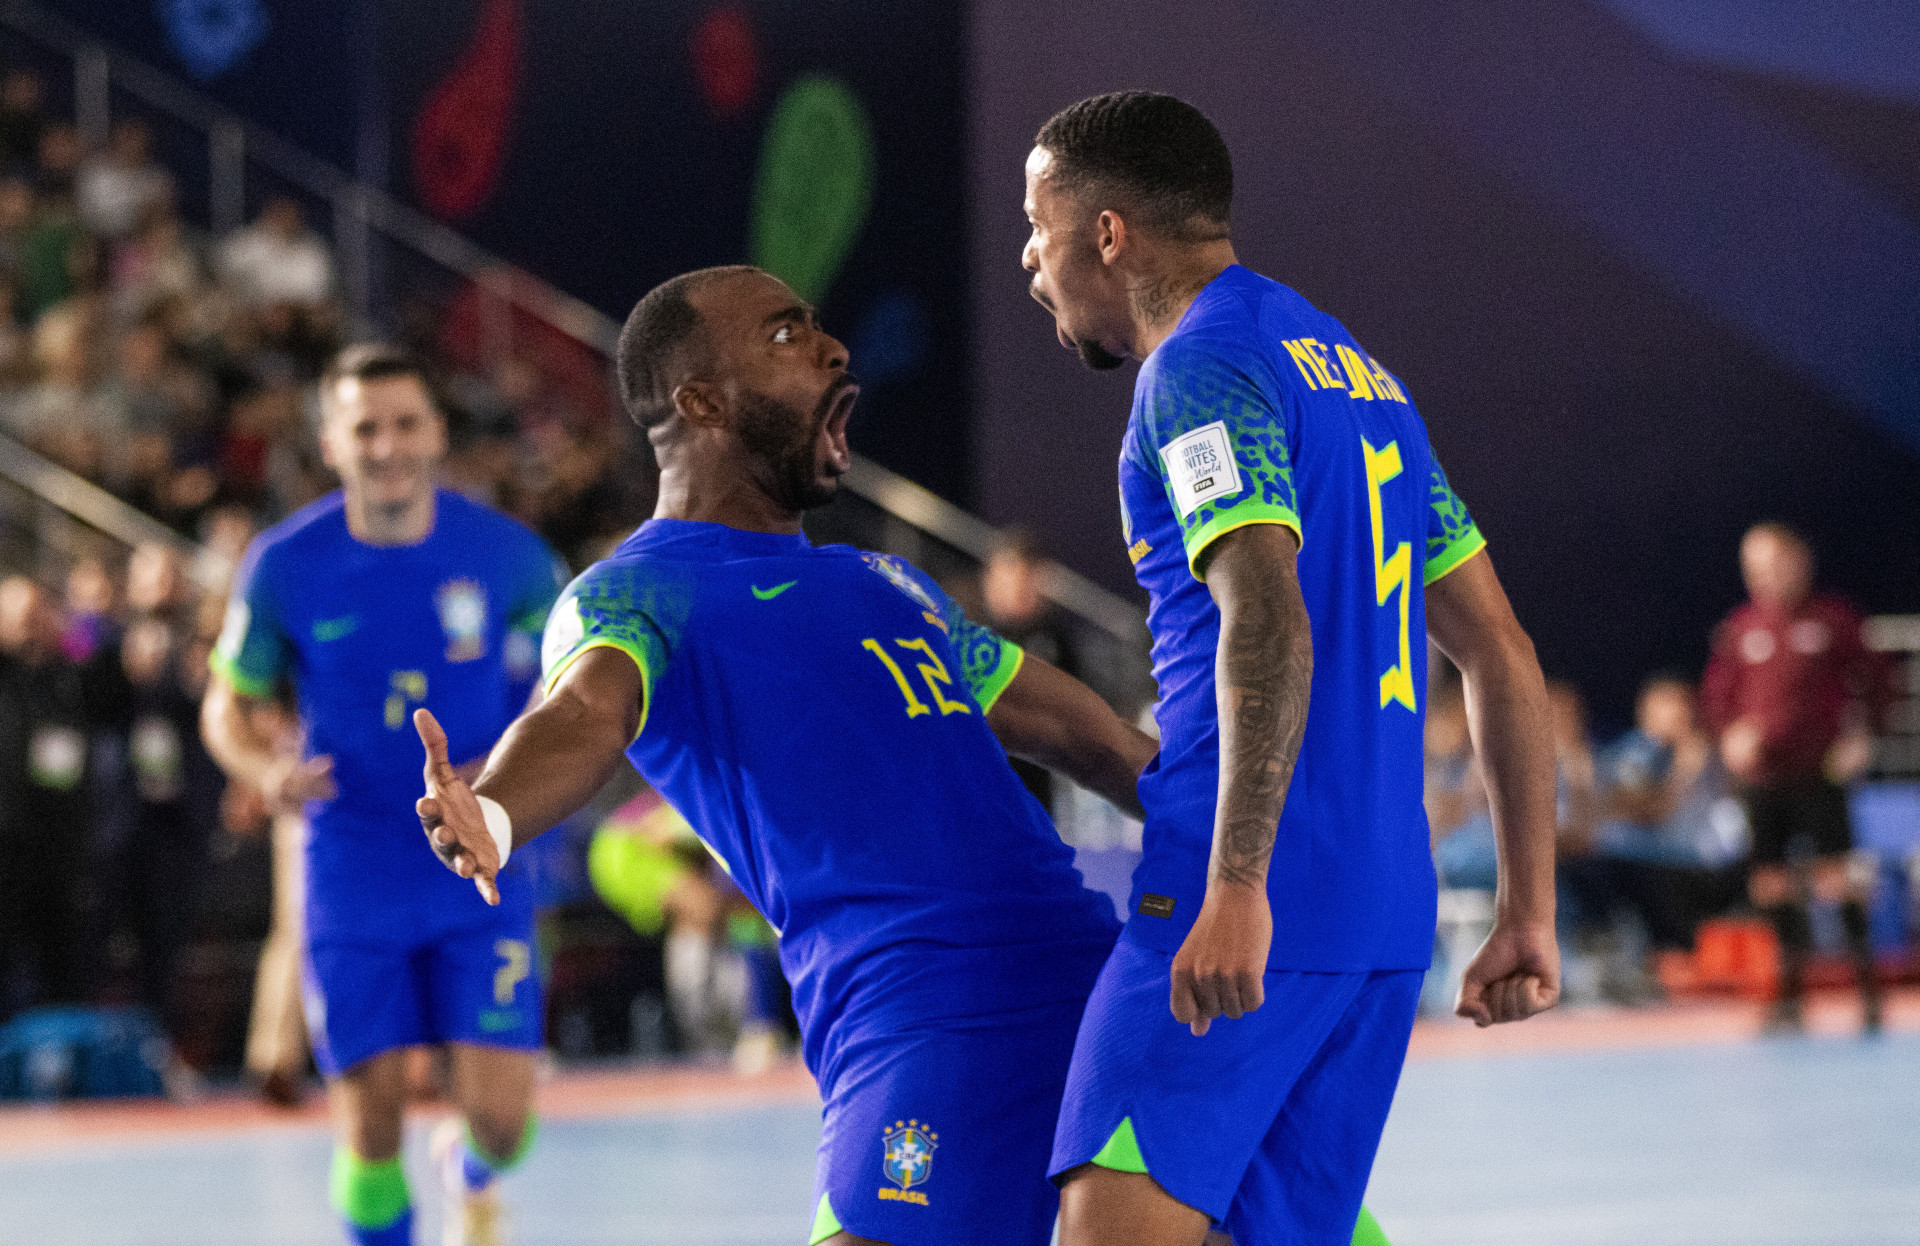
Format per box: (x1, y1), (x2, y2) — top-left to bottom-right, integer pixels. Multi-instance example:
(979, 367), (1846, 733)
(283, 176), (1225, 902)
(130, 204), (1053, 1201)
(808, 1191), (843, 1244)
(1089, 1116), (1150, 1174)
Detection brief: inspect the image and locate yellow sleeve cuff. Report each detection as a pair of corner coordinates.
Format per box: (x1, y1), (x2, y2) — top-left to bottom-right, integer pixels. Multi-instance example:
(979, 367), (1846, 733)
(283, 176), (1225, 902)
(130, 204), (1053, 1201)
(543, 638), (653, 743)
(1423, 527), (1487, 586)
(1183, 503), (1303, 580)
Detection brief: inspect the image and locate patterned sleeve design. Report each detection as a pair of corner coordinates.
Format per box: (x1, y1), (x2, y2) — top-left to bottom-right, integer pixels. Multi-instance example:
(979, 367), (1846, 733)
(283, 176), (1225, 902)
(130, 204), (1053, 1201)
(208, 541), (291, 698)
(865, 551), (1025, 713)
(1423, 454), (1487, 585)
(540, 559), (694, 738)
(1138, 337), (1301, 577)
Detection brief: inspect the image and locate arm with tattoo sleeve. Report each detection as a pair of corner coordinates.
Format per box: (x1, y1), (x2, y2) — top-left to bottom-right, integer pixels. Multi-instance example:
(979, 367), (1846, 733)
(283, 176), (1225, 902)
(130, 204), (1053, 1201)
(1170, 523), (1313, 1036)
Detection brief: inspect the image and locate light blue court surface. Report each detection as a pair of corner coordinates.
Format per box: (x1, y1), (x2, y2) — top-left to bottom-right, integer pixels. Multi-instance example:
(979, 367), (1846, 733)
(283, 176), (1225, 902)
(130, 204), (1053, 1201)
(3, 1035), (1917, 1244)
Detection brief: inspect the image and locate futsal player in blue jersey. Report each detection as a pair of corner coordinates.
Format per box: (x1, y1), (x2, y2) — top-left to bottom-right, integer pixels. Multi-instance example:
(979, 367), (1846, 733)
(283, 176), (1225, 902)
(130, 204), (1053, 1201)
(1019, 93), (1563, 1245)
(201, 345), (565, 1246)
(413, 265), (1157, 1246)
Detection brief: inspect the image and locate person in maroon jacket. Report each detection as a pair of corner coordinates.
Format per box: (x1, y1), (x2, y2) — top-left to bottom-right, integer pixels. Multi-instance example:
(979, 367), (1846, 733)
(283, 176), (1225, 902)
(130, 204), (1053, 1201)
(1702, 523), (1893, 1034)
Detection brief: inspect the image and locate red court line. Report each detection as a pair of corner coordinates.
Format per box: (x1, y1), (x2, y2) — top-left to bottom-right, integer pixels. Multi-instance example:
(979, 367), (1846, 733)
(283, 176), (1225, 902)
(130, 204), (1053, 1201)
(0, 1060), (818, 1157)
(2, 990), (1910, 1157)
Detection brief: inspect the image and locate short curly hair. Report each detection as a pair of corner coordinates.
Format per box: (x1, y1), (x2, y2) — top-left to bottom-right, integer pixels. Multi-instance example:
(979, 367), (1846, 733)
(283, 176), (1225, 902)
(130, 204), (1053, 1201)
(1035, 92), (1232, 241)
(616, 265), (759, 428)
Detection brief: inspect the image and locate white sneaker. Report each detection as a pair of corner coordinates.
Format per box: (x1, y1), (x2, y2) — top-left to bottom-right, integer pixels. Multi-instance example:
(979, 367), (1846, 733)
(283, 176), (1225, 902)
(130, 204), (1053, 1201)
(430, 1117), (508, 1246)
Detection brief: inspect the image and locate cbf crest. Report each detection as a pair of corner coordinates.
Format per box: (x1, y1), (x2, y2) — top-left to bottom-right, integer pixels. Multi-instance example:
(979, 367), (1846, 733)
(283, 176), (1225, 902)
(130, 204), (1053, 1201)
(879, 1119), (937, 1205)
(436, 579), (488, 663)
(860, 553), (939, 614)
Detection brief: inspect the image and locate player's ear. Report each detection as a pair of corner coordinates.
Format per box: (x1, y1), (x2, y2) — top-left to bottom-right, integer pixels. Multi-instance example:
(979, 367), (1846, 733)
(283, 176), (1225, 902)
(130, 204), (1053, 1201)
(1095, 209), (1127, 267)
(671, 381), (725, 430)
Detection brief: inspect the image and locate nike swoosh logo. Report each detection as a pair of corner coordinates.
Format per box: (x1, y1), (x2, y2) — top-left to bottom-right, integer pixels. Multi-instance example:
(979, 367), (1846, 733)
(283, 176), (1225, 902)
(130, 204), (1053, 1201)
(312, 616), (359, 641)
(751, 581), (798, 601)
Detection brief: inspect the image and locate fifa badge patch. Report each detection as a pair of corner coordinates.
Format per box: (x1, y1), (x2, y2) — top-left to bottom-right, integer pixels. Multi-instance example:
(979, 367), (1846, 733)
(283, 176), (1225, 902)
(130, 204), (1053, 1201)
(878, 1119), (937, 1205)
(437, 579), (488, 662)
(1160, 420), (1243, 519)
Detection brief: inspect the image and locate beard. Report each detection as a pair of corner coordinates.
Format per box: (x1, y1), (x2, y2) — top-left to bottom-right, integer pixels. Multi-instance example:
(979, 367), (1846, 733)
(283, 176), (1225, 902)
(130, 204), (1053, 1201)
(1076, 337), (1127, 371)
(735, 384), (844, 513)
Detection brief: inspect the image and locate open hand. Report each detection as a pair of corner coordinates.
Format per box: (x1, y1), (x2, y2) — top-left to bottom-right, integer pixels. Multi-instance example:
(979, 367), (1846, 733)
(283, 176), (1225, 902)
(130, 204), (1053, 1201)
(1169, 885), (1271, 1036)
(1456, 920), (1559, 1027)
(414, 708), (501, 905)
(262, 753), (336, 813)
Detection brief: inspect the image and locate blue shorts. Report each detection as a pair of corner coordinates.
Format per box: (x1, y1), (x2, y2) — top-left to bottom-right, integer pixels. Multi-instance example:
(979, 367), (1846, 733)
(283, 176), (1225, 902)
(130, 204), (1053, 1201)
(1050, 940), (1420, 1245)
(302, 916), (543, 1077)
(808, 997), (1088, 1246)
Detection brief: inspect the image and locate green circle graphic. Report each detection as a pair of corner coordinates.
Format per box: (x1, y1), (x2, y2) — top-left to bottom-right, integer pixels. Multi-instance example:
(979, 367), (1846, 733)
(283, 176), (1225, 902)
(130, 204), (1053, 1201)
(750, 76), (875, 304)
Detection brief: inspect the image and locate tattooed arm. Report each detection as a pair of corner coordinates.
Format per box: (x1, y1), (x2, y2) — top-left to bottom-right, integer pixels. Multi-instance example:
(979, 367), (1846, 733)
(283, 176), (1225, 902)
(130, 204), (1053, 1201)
(1169, 523), (1313, 1036)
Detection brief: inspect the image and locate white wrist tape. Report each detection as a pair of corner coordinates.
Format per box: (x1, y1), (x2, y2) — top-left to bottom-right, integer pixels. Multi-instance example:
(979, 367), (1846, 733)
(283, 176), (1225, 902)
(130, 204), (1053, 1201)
(476, 795), (513, 868)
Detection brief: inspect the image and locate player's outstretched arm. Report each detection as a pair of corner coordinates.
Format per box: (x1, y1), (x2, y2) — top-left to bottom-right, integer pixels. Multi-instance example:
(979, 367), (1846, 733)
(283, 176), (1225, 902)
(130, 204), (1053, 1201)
(201, 674), (337, 811)
(1173, 523), (1312, 1036)
(987, 653), (1157, 819)
(415, 646), (641, 904)
(1426, 551), (1560, 1026)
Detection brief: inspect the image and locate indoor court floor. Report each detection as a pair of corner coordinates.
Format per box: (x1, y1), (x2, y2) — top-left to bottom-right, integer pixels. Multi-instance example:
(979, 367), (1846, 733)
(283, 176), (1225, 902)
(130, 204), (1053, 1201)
(2, 994), (1916, 1246)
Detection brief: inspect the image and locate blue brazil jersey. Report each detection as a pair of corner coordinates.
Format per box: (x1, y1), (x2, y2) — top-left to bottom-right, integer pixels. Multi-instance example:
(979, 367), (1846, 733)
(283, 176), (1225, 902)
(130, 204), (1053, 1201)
(540, 520), (1121, 1078)
(212, 490), (564, 944)
(1118, 265), (1485, 972)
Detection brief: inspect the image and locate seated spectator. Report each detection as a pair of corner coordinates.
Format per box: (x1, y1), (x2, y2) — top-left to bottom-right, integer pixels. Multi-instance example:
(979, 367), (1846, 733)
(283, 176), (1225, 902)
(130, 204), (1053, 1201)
(0, 175), (35, 280)
(1433, 679), (1595, 889)
(126, 541), (192, 629)
(61, 556), (117, 663)
(107, 611), (222, 1049)
(18, 127), (87, 323)
(6, 300), (122, 476)
(1549, 680), (1599, 855)
(1428, 677), (1495, 890)
(217, 196), (332, 310)
(111, 202), (201, 322)
(77, 118), (174, 242)
(1596, 675), (1741, 869)
(0, 70), (44, 174)
(0, 576), (96, 1017)
(1560, 677), (1751, 961)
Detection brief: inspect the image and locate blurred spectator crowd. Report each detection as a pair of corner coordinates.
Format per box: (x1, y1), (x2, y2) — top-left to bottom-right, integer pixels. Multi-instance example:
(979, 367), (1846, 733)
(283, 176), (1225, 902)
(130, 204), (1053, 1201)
(0, 67), (648, 561)
(0, 65), (655, 1076)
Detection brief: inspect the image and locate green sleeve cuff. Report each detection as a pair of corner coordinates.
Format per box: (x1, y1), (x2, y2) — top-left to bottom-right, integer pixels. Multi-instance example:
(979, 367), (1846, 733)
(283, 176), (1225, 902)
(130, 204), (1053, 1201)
(208, 649), (276, 700)
(543, 638), (653, 742)
(1183, 502), (1304, 579)
(1423, 527), (1487, 586)
(973, 641), (1025, 714)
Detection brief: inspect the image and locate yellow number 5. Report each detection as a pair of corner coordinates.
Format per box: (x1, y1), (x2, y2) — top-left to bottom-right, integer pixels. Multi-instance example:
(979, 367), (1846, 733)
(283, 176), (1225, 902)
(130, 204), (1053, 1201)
(1362, 438), (1416, 713)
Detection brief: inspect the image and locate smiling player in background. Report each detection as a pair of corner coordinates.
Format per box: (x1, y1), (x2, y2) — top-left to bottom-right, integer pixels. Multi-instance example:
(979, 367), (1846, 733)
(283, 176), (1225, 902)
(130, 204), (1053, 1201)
(1021, 92), (1561, 1246)
(202, 345), (565, 1246)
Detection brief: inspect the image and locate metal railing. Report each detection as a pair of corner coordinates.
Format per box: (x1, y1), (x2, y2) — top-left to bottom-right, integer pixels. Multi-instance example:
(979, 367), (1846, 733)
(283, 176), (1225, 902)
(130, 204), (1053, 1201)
(0, 0), (1146, 648)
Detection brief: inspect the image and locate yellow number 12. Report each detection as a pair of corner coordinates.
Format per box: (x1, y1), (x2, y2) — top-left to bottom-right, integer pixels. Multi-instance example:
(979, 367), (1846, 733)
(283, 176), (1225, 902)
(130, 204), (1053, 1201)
(864, 636), (973, 719)
(1362, 438), (1417, 713)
